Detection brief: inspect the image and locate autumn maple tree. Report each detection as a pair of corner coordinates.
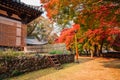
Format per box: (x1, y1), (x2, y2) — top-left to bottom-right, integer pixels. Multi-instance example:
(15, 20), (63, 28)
(112, 33), (120, 51)
(41, 0), (120, 57)
(80, 2), (120, 56)
(55, 24), (80, 50)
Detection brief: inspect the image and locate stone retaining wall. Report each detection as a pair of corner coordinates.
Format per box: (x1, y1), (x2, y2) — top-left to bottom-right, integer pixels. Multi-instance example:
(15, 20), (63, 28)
(0, 54), (74, 79)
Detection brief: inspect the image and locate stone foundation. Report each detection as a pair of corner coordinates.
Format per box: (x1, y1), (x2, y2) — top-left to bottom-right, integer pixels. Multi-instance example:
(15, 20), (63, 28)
(0, 54), (74, 79)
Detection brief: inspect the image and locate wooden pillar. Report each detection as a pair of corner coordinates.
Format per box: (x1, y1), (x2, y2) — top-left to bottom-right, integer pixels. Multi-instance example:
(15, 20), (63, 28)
(21, 24), (27, 50)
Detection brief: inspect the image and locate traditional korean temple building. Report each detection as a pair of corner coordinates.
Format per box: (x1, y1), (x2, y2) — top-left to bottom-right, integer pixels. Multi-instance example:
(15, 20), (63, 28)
(0, 0), (43, 50)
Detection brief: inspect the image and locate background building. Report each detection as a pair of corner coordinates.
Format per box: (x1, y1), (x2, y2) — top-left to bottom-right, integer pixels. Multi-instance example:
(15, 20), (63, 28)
(0, 0), (43, 50)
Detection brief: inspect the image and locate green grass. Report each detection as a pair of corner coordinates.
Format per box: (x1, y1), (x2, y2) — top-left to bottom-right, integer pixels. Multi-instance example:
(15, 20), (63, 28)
(5, 63), (76, 80)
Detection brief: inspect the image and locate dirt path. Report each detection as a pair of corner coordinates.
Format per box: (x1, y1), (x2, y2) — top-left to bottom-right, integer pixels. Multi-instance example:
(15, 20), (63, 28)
(36, 57), (120, 80)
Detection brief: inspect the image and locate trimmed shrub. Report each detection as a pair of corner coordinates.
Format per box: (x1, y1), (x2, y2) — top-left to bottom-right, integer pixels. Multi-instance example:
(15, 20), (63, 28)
(49, 50), (71, 54)
(49, 50), (64, 54)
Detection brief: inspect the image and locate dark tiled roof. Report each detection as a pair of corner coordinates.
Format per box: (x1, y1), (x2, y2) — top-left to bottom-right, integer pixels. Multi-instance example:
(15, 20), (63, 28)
(0, 0), (43, 24)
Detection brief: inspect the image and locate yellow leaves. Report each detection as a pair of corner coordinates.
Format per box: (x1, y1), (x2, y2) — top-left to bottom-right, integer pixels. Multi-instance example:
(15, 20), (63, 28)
(63, 19), (67, 23)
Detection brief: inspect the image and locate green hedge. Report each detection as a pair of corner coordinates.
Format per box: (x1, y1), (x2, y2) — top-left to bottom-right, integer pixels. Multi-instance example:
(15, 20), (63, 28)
(49, 50), (70, 54)
(0, 49), (24, 57)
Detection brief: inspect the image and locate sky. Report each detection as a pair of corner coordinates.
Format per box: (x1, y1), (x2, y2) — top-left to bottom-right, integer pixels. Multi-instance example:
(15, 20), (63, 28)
(21, 0), (47, 18)
(21, 0), (40, 6)
(20, 0), (60, 35)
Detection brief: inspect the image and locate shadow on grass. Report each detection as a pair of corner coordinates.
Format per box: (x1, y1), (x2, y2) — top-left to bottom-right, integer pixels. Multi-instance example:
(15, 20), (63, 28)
(100, 58), (120, 69)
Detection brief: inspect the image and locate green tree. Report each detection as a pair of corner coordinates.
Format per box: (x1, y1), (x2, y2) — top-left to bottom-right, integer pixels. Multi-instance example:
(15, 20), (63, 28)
(27, 16), (55, 43)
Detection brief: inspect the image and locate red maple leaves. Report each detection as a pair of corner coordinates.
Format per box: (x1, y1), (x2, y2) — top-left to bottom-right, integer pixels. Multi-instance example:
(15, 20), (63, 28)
(55, 24), (80, 49)
(41, 0), (120, 51)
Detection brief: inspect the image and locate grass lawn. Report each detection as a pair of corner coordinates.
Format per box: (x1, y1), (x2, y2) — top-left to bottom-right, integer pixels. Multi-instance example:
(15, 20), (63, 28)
(5, 57), (120, 80)
(5, 63), (76, 80)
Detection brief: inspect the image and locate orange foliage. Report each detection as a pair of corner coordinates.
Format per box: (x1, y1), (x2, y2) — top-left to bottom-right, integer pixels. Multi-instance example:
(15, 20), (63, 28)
(41, 0), (120, 51)
(42, 0), (59, 19)
(55, 24), (80, 49)
(85, 27), (120, 46)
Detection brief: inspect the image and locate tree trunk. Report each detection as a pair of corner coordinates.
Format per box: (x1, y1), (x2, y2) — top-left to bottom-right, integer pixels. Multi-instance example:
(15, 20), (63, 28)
(90, 50), (93, 58)
(94, 44), (98, 56)
(27, 23), (37, 36)
(99, 40), (104, 56)
(85, 49), (89, 56)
